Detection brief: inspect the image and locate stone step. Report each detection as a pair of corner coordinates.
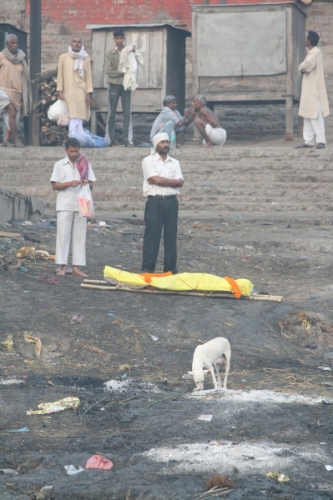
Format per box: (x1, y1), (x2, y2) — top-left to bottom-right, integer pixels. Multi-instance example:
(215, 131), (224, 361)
(1, 145), (333, 214)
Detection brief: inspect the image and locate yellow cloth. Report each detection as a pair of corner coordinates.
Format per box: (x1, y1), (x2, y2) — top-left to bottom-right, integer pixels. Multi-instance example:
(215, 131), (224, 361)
(57, 53), (93, 121)
(104, 266), (253, 296)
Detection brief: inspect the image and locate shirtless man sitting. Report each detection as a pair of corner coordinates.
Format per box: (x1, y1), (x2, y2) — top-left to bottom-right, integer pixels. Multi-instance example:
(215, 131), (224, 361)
(192, 95), (227, 148)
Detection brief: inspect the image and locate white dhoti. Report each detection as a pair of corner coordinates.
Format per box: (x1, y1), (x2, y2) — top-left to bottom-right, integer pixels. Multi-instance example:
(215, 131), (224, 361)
(69, 118), (84, 136)
(56, 211), (87, 266)
(205, 124), (227, 146)
(0, 87), (10, 112)
(303, 102), (326, 146)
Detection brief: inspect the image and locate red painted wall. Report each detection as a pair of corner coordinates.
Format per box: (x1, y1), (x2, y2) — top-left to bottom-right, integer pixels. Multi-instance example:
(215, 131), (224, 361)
(27, 0), (292, 32)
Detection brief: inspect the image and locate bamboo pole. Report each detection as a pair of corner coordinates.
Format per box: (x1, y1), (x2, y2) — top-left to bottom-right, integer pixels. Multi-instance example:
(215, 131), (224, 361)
(80, 283), (283, 302)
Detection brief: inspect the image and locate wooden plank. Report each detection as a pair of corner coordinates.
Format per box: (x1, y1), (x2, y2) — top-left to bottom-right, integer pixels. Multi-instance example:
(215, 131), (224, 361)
(104, 31), (115, 89)
(199, 75), (286, 94)
(92, 31), (106, 89)
(95, 88), (162, 113)
(147, 30), (163, 89)
(0, 231), (21, 238)
(80, 283), (283, 302)
(197, 92), (289, 102)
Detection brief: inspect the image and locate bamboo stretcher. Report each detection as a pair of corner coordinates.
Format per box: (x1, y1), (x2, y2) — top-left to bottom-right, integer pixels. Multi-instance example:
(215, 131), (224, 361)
(81, 280), (283, 302)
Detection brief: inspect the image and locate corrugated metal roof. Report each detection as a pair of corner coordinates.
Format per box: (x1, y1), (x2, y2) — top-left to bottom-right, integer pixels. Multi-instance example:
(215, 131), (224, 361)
(86, 23), (191, 35)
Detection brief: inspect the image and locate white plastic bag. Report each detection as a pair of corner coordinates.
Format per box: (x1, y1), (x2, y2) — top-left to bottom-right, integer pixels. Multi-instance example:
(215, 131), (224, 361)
(77, 184), (94, 218)
(47, 99), (69, 123)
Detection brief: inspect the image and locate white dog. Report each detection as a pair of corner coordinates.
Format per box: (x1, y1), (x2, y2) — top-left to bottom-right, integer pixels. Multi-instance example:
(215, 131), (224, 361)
(188, 337), (231, 391)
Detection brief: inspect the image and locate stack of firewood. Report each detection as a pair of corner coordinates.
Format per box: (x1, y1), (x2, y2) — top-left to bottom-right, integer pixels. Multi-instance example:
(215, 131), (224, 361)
(32, 70), (68, 146)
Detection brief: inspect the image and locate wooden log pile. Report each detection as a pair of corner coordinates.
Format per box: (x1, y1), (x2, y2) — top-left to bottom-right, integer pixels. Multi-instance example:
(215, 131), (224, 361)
(32, 70), (68, 146)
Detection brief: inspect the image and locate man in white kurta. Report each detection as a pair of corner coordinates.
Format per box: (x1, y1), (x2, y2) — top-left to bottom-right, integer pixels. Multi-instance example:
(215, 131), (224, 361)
(50, 137), (96, 276)
(57, 36), (93, 137)
(141, 133), (184, 274)
(296, 31), (329, 149)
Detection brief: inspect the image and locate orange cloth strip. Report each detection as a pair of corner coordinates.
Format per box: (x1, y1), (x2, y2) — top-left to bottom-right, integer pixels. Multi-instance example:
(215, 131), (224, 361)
(139, 271), (172, 284)
(224, 276), (242, 299)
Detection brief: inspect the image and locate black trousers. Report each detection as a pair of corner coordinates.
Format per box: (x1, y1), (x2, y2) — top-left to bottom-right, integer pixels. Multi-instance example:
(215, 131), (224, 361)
(141, 195), (179, 274)
(108, 84), (131, 146)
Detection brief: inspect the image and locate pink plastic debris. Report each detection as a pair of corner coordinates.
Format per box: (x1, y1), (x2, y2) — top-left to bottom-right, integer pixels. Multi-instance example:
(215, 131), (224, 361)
(85, 455), (113, 470)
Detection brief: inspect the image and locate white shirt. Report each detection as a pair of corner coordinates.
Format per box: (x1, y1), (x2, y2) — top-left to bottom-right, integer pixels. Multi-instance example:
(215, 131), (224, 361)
(50, 156), (96, 211)
(142, 152), (183, 197)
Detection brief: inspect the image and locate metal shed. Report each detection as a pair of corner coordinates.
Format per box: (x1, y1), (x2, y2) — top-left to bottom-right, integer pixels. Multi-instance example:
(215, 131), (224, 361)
(191, 2), (307, 138)
(86, 23), (190, 133)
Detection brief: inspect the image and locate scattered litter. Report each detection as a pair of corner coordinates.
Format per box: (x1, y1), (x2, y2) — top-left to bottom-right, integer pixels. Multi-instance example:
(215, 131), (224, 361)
(121, 373), (127, 379)
(197, 414), (213, 422)
(0, 231), (21, 238)
(119, 364), (131, 370)
(99, 221), (106, 226)
(24, 333), (42, 357)
(20, 266), (28, 273)
(304, 344), (318, 350)
(318, 366), (331, 371)
(322, 398), (333, 405)
(8, 427), (29, 433)
(0, 469), (19, 475)
(320, 442), (327, 445)
(40, 485), (54, 492)
(149, 333), (159, 342)
(5, 483), (19, 491)
(1, 335), (14, 352)
(64, 465), (85, 475)
(206, 244), (237, 251)
(16, 246), (35, 259)
(24, 221), (32, 225)
(236, 215), (243, 219)
(37, 275), (60, 285)
(70, 314), (84, 325)
(104, 380), (129, 392)
(266, 471), (290, 482)
(26, 397), (80, 415)
(35, 250), (51, 260)
(322, 381), (333, 387)
(23, 233), (41, 243)
(261, 222), (273, 226)
(325, 465), (333, 471)
(0, 379), (24, 385)
(86, 455), (113, 470)
(108, 313), (114, 316)
(205, 475), (234, 490)
(104, 379), (129, 392)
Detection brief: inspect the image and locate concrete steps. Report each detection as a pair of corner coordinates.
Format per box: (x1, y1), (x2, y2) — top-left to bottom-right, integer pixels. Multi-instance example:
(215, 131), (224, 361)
(1, 145), (333, 215)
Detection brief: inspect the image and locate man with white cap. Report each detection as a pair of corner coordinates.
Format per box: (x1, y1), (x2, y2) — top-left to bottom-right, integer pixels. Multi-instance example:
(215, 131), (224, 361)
(141, 132), (184, 274)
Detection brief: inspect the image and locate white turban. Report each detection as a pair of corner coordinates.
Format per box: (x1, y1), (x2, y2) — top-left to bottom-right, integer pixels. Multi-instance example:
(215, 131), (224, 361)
(151, 132), (170, 154)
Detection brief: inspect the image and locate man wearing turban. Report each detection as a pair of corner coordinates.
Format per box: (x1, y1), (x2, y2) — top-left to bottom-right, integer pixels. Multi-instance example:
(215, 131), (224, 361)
(141, 133), (184, 274)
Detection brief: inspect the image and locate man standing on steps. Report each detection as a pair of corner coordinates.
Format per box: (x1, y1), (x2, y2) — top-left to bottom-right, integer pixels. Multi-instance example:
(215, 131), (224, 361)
(50, 137), (96, 277)
(141, 132), (184, 274)
(0, 34), (32, 147)
(192, 95), (226, 148)
(295, 31), (329, 150)
(57, 36), (93, 136)
(105, 28), (143, 147)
